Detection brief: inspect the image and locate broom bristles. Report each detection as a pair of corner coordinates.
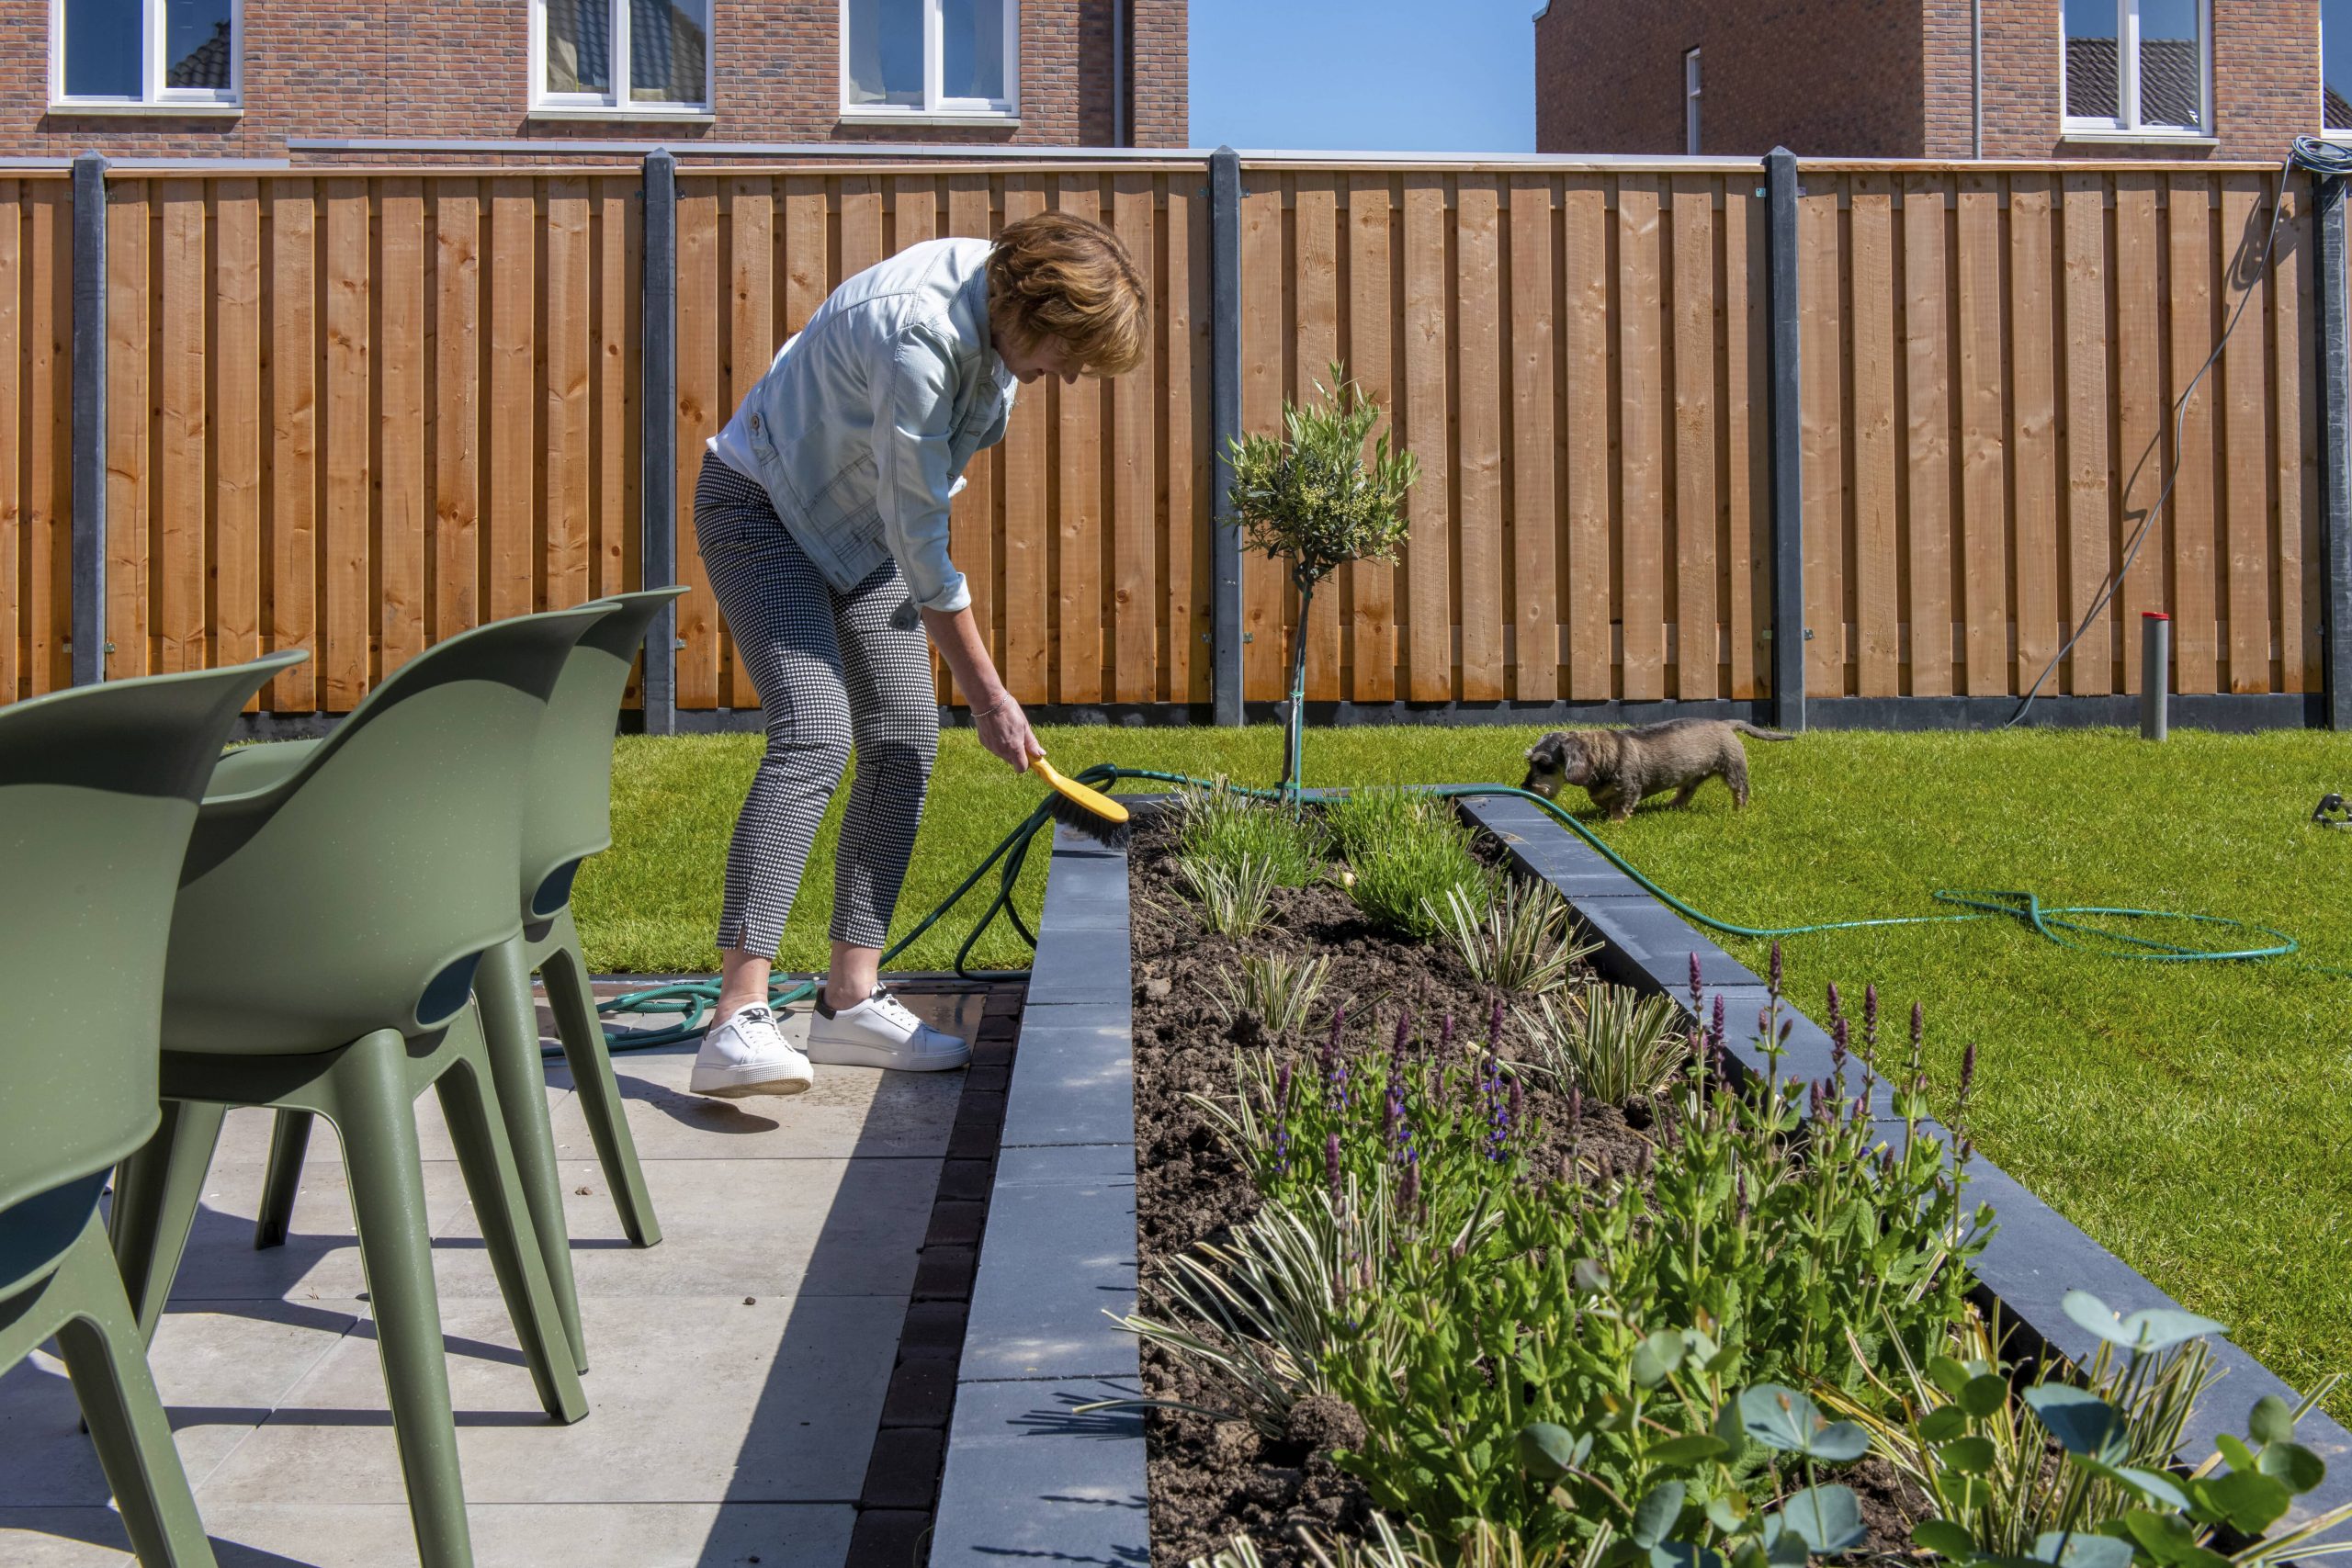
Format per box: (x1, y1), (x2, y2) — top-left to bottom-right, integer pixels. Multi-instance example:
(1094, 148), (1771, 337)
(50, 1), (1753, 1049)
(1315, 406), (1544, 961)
(1045, 791), (1133, 850)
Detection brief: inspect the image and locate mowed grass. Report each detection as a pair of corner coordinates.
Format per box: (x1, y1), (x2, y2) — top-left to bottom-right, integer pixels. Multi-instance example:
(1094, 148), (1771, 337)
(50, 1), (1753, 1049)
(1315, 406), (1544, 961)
(574, 722), (2352, 1412)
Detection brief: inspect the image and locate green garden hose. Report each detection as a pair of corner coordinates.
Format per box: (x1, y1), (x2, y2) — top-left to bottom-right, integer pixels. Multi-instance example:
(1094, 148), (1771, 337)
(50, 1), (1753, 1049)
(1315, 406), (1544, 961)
(584, 761), (2321, 1054)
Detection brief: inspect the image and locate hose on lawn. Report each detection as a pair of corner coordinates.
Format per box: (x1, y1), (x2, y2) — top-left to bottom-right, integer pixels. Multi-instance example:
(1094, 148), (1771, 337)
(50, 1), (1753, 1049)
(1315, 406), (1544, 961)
(584, 762), (2321, 1053)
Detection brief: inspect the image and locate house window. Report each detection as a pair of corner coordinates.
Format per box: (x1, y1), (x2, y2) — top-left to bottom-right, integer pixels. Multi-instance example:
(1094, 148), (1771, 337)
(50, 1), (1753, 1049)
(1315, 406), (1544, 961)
(536, 0), (712, 113)
(51, 0), (239, 107)
(2063, 0), (2208, 135)
(2326, 0), (2352, 132)
(1684, 47), (1701, 155)
(842, 0), (1019, 118)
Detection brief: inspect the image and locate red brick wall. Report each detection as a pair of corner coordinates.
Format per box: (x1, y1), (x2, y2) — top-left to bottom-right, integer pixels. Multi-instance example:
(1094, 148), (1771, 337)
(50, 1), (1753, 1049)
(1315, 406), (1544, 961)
(0, 0), (1186, 158)
(1534, 0), (1926, 157)
(1940, 0), (2323, 160)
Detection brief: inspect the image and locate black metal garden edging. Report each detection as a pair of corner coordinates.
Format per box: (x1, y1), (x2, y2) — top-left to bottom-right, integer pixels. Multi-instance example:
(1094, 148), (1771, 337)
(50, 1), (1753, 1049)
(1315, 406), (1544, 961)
(930, 791), (2350, 1563)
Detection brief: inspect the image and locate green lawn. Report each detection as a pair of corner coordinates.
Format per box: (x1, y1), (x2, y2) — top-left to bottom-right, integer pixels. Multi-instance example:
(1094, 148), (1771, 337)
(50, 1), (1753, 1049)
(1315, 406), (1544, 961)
(573, 722), (2352, 1414)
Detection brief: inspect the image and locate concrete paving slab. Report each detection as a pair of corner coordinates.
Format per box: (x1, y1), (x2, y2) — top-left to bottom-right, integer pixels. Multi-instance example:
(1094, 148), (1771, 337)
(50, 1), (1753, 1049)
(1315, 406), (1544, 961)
(544, 1044), (966, 1162)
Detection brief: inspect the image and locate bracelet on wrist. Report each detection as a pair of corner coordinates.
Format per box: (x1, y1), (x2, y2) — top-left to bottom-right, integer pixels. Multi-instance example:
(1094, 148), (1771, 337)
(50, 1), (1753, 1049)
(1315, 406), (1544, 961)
(971, 692), (1014, 720)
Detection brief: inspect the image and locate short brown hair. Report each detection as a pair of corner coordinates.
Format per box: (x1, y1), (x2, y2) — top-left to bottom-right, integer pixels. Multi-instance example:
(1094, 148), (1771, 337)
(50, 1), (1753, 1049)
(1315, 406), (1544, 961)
(988, 212), (1148, 376)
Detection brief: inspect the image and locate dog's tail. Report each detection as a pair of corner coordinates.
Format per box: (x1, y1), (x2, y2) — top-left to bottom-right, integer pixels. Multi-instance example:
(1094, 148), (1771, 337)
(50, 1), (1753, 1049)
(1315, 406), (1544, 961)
(1727, 721), (1796, 741)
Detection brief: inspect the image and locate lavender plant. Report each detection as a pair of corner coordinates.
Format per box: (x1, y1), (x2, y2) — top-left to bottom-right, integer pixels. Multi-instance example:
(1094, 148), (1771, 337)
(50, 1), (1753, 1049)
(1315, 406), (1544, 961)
(1178, 778), (1329, 888)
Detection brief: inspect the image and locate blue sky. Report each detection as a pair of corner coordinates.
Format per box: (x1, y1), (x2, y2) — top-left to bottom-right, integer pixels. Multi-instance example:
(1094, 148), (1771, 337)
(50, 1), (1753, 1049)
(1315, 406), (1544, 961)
(1186, 0), (1538, 153)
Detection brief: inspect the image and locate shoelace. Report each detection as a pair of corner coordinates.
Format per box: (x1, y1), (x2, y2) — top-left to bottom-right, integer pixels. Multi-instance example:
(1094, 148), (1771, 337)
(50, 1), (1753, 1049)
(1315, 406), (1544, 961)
(862, 989), (921, 1030)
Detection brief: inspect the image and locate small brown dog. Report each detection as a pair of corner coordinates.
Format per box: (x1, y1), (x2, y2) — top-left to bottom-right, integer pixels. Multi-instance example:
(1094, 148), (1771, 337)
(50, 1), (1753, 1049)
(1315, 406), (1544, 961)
(1521, 719), (1793, 821)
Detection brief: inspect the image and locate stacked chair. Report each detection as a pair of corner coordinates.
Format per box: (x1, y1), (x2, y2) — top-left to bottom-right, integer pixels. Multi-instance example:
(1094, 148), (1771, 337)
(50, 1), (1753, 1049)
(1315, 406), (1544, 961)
(0, 650), (303, 1568)
(247, 587), (686, 1373)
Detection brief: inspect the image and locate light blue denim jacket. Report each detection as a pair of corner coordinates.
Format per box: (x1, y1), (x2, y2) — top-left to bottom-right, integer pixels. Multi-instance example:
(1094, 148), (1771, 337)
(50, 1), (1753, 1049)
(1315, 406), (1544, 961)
(711, 237), (1016, 615)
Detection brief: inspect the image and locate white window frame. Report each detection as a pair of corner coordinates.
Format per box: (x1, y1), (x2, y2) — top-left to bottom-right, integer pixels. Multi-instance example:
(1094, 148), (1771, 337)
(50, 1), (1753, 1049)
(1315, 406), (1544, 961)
(839, 0), (1021, 124)
(49, 0), (243, 114)
(2061, 0), (2211, 140)
(529, 0), (716, 121)
(1683, 47), (1702, 156)
(2325, 0), (2352, 139)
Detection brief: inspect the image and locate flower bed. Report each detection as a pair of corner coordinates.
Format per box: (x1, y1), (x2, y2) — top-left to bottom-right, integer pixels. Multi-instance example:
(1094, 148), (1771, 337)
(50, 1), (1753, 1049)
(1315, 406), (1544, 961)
(930, 785), (2352, 1568)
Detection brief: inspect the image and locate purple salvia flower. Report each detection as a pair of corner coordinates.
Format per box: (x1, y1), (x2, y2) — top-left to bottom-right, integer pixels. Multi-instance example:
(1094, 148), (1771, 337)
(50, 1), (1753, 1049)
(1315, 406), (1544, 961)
(1826, 979), (1843, 1030)
(1911, 999), (1926, 1055)
(1863, 982), (1881, 1056)
(1566, 1082), (1584, 1131)
(1769, 941), (1784, 998)
(1326, 1132), (1344, 1204)
(1394, 1005), (1413, 1061)
(1488, 996), (1506, 1050)
(1831, 1011), (1849, 1072)
(1400, 1156), (1421, 1213)
(1959, 1040), (1978, 1103)
(1689, 953), (1705, 1017)
(1438, 1012), (1455, 1056)
(1275, 1059), (1295, 1109)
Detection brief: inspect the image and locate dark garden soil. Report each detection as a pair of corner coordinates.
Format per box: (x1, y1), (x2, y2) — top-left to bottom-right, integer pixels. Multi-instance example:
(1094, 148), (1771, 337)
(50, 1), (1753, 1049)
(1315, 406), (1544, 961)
(1123, 807), (1933, 1567)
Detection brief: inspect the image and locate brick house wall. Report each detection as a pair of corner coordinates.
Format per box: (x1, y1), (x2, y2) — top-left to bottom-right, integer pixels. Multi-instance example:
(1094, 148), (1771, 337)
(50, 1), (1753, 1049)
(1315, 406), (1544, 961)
(1535, 0), (1927, 156)
(0, 0), (1187, 159)
(1541, 0), (2325, 161)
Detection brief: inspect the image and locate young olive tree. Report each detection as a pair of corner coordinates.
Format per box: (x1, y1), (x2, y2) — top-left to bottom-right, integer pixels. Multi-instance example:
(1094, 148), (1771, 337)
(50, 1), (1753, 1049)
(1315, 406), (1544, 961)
(1225, 363), (1419, 796)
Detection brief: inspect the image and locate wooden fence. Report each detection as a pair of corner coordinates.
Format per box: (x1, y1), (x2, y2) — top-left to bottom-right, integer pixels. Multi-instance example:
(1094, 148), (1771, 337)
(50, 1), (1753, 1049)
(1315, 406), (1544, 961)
(0, 155), (2330, 716)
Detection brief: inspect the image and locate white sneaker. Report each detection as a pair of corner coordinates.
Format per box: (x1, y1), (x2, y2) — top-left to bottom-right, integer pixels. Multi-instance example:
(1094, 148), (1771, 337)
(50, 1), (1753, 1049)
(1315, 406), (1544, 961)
(805, 987), (971, 1072)
(689, 1003), (815, 1098)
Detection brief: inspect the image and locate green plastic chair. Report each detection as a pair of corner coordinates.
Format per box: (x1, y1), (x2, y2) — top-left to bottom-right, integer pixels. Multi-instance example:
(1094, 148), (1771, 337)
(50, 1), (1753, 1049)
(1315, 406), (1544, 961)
(251, 586), (686, 1375)
(0, 650), (302, 1567)
(106, 606), (610, 1568)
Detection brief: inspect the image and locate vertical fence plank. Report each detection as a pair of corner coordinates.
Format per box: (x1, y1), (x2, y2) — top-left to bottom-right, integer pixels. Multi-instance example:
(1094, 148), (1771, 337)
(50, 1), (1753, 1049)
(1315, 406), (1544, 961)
(1054, 175), (1102, 705)
(322, 180), (371, 708)
(103, 180), (148, 682)
(2008, 175), (2061, 695)
(2274, 177), (2310, 693)
(2114, 174), (2163, 693)
(544, 179), (593, 615)
(2166, 173), (2217, 694)
(945, 175), (997, 702)
(2062, 173), (2113, 696)
(1165, 175), (1203, 705)
(1455, 175), (1504, 702)
(1000, 177), (1049, 704)
(673, 179), (721, 708)
(721, 175), (774, 708)
(158, 183), (208, 674)
(433, 184), (481, 643)
(1849, 175), (1899, 698)
(1238, 175), (1283, 701)
(1345, 171), (1396, 703)
(1617, 175), (1666, 702)
(0, 186), (18, 700)
(379, 178), (427, 679)
(1901, 173), (1953, 697)
(23, 186), (67, 696)
(1796, 177), (1844, 697)
(1670, 174), (1719, 700)
(487, 180), (537, 632)
(1956, 173), (2007, 696)
(1509, 174), (1557, 703)
(2220, 173), (2270, 693)
(214, 182), (262, 688)
(1724, 180), (1763, 700)
(1292, 172), (1341, 701)
(592, 176), (638, 605)
(1565, 176), (1611, 701)
(1399, 174), (1453, 702)
(266, 181), (315, 710)
(1114, 171), (1158, 705)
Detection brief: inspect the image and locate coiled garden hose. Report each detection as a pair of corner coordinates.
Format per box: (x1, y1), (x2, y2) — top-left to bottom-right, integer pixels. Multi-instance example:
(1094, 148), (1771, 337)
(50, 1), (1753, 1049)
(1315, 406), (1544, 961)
(584, 762), (2327, 1054)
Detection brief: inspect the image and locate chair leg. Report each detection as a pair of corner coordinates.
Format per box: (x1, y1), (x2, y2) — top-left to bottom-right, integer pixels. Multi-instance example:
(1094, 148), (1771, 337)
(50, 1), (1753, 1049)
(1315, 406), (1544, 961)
(326, 1030), (476, 1568)
(541, 909), (662, 1247)
(52, 1213), (221, 1568)
(470, 934), (588, 1375)
(109, 1100), (227, 1346)
(254, 1110), (315, 1249)
(435, 1006), (590, 1421)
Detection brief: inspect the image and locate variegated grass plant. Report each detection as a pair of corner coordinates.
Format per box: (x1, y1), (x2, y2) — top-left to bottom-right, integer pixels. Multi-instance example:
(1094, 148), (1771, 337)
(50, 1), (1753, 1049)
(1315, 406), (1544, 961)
(1428, 875), (1596, 996)
(1515, 982), (1689, 1102)
(1209, 951), (1335, 1038)
(1176, 851), (1281, 940)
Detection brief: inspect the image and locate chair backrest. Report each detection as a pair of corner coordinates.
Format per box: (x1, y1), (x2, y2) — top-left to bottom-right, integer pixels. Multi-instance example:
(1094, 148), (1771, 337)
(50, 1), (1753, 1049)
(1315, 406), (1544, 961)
(521, 586), (689, 918)
(0, 653), (304, 1215)
(165, 606), (612, 1055)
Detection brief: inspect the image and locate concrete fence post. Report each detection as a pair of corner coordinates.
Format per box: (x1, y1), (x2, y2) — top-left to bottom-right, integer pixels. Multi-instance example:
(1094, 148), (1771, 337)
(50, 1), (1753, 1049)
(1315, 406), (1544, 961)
(2317, 171), (2352, 731)
(640, 148), (679, 736)
(70, 151), (107, 687)
(1764, 147), (1805, 733)
(1208, 145), (1244, 727)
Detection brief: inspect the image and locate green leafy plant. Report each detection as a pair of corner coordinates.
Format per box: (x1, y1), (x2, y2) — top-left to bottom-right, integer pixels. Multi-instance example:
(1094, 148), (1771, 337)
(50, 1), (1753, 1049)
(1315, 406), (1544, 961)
(1210, 951), (1337, 1037)
(1430, 877), (1597, 997)
(1177, 851), (1282, 940)
(1330, 793), (1492, 941)
(1324, 785), (1435, 863)
(1517, 984), (1688, 1101)
(1178, 778), (1329, 887)
(1225, 365), (1419, 796)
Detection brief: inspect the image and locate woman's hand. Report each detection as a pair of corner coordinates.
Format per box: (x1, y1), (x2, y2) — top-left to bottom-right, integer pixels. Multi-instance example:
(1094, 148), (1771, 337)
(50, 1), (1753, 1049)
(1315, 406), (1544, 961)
(974, 693), (1046, 773)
